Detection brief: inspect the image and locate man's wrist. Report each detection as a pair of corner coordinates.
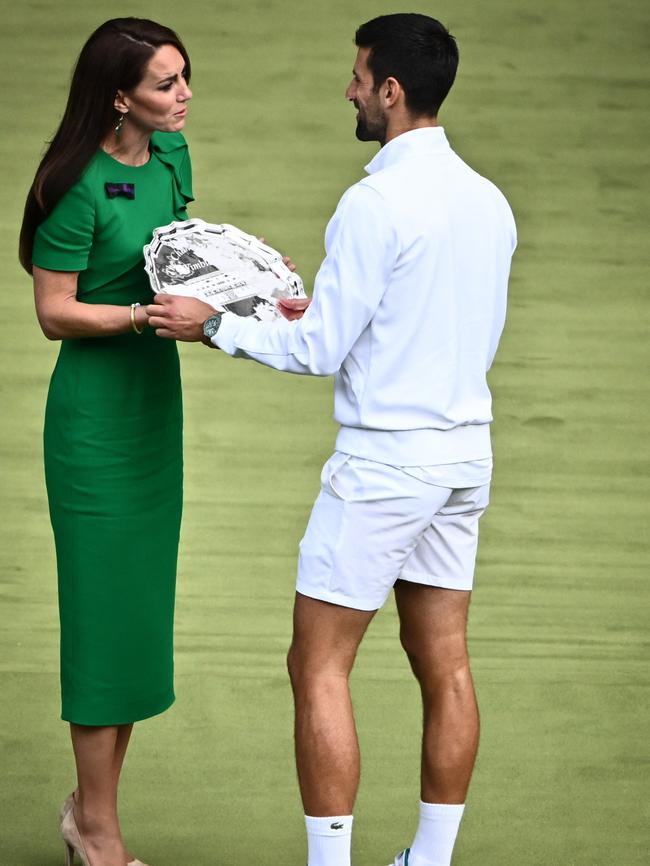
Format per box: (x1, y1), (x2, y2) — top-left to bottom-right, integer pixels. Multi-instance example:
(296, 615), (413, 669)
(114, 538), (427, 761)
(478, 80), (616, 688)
(202, 312), (223, 347)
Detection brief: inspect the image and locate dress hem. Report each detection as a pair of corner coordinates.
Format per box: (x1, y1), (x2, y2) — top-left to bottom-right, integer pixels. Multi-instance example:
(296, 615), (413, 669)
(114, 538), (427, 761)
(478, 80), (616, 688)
(61, 693), (175, 727)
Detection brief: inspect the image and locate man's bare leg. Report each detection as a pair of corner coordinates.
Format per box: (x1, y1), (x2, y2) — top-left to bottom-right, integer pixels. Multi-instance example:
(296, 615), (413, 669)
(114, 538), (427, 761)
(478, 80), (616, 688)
(395, 581), (478, 802)
(394, 580), (478, 865)
(287, 592), (376, 816)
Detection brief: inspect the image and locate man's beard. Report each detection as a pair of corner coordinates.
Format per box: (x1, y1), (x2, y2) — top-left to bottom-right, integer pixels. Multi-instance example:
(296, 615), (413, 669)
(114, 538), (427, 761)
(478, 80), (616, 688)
(355, 105), (387, 145)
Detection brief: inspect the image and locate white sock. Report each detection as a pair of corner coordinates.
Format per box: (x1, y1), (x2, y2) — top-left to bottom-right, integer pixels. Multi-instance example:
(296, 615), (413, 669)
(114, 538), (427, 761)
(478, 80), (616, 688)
(305, 814), (354, 866)
(409, 802), (465, 866)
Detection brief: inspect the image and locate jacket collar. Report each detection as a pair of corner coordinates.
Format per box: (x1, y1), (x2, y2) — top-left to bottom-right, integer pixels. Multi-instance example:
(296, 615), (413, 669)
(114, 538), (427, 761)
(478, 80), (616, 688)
(365, 126), (451, 175)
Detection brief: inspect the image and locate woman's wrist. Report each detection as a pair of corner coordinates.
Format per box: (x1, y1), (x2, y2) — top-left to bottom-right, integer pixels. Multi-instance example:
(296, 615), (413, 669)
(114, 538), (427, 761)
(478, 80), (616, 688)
(137, 304), (149, 331)
(130, 302), (149, 334)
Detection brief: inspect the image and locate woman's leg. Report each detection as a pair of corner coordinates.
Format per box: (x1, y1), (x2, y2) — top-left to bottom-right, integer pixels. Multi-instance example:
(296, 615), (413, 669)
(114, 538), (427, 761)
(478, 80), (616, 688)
(70, 723), (128, 866)
(112, 724), (138, 862)
(111, 724), (134, 787)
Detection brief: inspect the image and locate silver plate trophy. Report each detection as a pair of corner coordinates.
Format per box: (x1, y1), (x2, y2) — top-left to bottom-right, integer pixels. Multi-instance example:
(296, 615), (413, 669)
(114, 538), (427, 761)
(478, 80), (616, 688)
(143, 219), (305, 321)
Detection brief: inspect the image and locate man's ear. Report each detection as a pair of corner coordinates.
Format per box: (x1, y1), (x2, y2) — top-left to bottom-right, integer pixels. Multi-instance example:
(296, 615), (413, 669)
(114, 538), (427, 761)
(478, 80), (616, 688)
(381, 76), (402, 109)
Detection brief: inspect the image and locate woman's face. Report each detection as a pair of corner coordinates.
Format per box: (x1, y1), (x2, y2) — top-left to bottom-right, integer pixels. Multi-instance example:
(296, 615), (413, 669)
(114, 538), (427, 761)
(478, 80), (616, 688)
(117, 44), (192, 133)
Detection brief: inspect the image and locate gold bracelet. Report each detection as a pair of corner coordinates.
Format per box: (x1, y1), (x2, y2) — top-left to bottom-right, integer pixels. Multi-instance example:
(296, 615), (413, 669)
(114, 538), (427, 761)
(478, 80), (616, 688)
(130, 302), (144, 335)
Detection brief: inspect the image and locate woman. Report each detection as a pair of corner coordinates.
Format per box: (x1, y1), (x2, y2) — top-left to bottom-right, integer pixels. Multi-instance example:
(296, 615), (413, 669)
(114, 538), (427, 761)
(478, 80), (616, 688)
(19, 18), (193, 866)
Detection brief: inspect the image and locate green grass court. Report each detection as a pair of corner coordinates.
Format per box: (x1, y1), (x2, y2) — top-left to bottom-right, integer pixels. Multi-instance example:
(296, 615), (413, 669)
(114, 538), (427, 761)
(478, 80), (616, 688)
(1, 0), (648, 863)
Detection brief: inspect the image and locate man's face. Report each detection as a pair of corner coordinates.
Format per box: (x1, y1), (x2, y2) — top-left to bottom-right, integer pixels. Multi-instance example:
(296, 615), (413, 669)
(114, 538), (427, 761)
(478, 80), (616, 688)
(345, 47), (387, 144)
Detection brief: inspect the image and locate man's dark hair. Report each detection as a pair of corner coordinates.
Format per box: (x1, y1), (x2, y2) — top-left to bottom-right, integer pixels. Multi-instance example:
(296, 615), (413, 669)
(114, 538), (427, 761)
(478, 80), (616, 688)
(355, 13), (458, 117)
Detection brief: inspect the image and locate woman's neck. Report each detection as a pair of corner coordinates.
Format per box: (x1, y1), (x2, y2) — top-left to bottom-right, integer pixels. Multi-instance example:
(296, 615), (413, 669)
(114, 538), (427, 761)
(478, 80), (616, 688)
(101, 126), (152, 167)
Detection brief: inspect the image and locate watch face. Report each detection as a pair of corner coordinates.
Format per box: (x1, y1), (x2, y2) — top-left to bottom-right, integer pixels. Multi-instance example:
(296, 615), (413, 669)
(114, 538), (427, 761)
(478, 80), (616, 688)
(203, 314), (222, 339)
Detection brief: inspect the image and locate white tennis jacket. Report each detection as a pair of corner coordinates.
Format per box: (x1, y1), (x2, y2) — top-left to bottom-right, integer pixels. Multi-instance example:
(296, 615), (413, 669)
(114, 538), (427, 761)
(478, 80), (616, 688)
(213, 127), (517, 467)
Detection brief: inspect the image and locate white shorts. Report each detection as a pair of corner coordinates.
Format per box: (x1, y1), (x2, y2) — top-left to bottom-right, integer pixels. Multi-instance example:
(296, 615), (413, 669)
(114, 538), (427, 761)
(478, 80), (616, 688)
(296, 452), (491, 611)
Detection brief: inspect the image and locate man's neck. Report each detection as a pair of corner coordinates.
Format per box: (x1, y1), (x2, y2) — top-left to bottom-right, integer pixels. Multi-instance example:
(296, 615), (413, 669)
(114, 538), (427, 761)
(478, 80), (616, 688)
(382, 115), (438, 146)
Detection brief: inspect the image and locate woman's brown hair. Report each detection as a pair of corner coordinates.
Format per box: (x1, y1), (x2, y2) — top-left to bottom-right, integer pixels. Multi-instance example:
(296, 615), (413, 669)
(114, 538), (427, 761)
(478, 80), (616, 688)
(19, 17), (191, 273)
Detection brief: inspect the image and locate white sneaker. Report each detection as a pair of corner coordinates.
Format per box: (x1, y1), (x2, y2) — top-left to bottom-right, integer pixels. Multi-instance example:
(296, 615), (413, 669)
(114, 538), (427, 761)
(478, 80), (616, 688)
(387, 848), (410, 866)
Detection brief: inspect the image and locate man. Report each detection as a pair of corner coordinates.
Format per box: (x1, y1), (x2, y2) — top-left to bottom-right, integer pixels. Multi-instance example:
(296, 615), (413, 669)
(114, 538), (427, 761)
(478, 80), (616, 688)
(148, 13), (516, 866)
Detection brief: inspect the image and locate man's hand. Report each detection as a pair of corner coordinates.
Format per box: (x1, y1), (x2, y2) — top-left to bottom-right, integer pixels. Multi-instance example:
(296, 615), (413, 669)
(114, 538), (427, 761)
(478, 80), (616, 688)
(146, 295), (217, 341)
(277, 297), (312, 321)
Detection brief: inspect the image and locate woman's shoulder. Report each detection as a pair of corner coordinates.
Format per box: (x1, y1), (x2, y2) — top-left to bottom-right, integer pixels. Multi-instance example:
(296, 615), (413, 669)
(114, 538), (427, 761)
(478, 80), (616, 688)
(42, 154), (102, 222)
(59, 151), (106, 202)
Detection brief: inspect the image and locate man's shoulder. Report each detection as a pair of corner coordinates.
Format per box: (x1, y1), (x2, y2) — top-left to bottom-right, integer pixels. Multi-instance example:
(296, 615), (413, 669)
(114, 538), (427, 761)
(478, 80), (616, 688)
(362, 148), (513, 218)
(334, 177), (387, 214)
(354, 150), (448, 204)
(324, 179), (395, 247)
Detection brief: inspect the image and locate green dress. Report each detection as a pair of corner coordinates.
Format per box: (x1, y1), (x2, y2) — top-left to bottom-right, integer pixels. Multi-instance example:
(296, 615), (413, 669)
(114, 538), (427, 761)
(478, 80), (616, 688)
(32, 132), (193, 726)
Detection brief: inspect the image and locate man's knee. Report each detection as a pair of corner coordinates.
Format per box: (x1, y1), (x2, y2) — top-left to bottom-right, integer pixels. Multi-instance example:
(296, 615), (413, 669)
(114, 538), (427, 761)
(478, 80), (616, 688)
(286, 641), (353, 691)
(400, 625), (471, 685)
(286, 634), (340, 688)
(286, 642), (303, 688)
(395, 583), (472, 683)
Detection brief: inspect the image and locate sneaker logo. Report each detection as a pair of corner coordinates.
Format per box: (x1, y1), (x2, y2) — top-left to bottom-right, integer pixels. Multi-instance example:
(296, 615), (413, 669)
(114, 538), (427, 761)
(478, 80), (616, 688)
(330, 822), (344, 830)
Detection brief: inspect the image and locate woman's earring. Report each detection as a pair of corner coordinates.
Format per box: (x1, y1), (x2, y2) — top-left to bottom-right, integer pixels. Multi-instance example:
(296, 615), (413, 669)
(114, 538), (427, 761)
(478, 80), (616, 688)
(114, 113), (125, 135)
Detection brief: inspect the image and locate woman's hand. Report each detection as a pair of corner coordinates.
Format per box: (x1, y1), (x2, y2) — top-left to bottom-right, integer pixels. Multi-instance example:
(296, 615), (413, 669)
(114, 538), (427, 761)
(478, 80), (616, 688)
(258, 236), (297, 273)
(277, 297), (312, 321)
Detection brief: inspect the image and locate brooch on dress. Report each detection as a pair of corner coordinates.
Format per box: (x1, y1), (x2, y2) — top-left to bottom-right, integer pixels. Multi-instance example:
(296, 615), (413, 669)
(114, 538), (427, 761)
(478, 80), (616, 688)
(105, 182), (135, 199)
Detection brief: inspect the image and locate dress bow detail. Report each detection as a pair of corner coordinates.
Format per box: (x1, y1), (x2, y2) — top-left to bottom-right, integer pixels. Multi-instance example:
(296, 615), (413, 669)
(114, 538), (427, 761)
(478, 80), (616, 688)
(105, 182), (135, 199)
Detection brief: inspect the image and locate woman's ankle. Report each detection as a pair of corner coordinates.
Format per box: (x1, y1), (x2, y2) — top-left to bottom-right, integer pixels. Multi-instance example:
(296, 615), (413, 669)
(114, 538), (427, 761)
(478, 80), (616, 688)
(74, 800), (121, 841)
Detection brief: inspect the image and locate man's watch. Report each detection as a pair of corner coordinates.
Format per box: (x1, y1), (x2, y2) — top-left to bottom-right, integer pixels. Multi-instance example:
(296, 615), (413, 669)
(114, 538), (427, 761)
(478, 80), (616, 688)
(202, 312), (223, 347)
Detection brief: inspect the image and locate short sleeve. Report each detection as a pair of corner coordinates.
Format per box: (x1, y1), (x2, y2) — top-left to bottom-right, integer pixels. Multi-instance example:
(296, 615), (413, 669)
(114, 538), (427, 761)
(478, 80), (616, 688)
(32, 180), (95, 272)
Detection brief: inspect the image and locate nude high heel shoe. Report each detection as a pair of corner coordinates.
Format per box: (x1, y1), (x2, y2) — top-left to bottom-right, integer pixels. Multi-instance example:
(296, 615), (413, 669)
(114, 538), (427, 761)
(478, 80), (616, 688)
(59, 792), (75, 823)
(60, 793), (150, 866)
(60, 806), (90, 866)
